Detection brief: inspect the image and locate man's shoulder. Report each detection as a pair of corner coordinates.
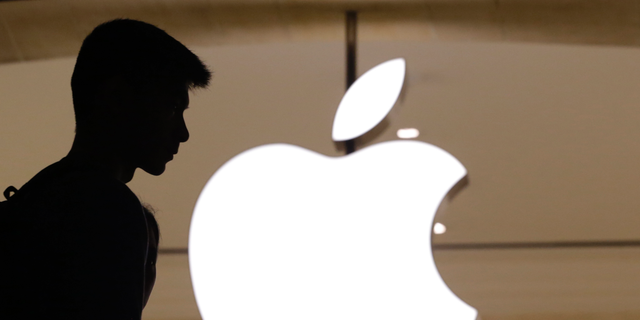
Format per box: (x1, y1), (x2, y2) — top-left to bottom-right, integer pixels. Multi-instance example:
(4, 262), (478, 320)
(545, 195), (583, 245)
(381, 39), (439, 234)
(23, 160), (142, 218)
(59, 170), (139, 203)
(3, 160), (147, 249)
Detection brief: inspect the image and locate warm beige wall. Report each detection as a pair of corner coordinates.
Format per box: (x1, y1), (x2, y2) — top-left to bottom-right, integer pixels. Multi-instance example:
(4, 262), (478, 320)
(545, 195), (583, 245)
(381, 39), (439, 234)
(3, 40), (640, 318)
(359, 41), (640, 244)
(0, 58), (76, 187)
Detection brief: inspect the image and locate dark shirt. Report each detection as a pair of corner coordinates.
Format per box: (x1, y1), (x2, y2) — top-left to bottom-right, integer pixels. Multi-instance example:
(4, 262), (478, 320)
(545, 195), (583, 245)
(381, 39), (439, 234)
(2, 158), (151, 319)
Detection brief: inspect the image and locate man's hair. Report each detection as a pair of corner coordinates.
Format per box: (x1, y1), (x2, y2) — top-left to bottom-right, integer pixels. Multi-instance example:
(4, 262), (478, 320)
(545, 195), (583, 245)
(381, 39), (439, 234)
(71, 19), (211, 127)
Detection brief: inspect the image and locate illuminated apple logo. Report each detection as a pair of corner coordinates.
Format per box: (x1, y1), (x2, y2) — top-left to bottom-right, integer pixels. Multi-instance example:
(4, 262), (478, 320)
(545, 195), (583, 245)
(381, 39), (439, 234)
(189, 59), (478, 320)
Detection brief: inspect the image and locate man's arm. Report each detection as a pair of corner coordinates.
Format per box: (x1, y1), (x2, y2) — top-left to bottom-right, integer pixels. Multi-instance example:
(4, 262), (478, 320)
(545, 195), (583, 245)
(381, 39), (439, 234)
(59, 173), (148, 319)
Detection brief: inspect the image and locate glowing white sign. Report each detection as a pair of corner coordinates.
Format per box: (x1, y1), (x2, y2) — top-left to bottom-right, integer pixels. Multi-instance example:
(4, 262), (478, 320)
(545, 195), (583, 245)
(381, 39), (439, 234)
(189, 58), (478, 320)
(332, 58), (406, 142)
(398, 127), (420, 139)
(434, 222), (447, 234)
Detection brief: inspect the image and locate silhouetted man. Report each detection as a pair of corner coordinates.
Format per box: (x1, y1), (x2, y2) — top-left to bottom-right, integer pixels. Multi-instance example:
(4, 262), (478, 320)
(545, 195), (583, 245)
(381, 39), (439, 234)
(1, 19), (211, 319)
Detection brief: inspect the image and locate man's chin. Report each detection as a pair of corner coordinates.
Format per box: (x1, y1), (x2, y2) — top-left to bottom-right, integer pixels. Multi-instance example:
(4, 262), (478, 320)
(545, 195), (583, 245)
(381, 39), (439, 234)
(141, 163), (167, 176)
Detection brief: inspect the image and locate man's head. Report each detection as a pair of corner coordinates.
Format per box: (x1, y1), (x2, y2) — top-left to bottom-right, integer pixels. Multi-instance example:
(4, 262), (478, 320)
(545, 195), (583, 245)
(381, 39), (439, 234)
(71, 19), (211, 176)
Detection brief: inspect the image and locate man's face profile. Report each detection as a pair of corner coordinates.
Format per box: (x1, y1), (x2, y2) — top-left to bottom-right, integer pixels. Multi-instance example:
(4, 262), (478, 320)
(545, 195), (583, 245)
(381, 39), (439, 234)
(0, 19), (212, 319)
(68, 19), (211, 183)
(129, 83), (191, 176)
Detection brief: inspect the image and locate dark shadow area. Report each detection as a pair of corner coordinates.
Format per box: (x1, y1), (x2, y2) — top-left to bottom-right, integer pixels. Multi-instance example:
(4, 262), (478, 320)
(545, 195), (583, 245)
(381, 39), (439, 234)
(0, 19), (211, 319)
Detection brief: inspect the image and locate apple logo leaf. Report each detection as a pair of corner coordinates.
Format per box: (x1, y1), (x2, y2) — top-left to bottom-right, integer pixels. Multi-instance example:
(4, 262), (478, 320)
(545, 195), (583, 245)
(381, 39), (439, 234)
(332, 58), (406, 142)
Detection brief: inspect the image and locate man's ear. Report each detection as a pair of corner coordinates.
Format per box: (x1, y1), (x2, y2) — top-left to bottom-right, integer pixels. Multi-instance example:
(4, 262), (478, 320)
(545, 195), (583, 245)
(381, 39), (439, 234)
(95, 74), (136, 116)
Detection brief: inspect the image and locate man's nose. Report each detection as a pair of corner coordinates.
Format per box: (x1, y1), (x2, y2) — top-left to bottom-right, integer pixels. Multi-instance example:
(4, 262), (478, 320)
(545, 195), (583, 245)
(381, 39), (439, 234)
(177, 116), (189, 143)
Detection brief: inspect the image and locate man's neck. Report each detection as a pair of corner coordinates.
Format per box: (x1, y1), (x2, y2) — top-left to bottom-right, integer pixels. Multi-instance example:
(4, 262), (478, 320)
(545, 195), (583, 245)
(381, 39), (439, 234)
(66, 134), (136, 184)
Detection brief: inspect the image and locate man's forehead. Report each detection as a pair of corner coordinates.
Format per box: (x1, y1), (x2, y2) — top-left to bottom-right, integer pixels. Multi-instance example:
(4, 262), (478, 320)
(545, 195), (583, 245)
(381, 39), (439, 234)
(156, 81), (189, 93)
(151, 82), (189, 98)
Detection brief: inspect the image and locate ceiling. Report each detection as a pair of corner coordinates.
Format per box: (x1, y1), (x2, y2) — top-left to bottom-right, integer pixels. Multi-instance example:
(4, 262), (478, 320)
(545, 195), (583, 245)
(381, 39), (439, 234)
(1, 0), (640, 64)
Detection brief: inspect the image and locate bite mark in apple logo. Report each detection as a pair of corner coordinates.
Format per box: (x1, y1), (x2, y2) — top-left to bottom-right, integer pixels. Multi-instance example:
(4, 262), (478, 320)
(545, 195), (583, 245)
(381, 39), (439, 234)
(189, 58), (478, 320)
